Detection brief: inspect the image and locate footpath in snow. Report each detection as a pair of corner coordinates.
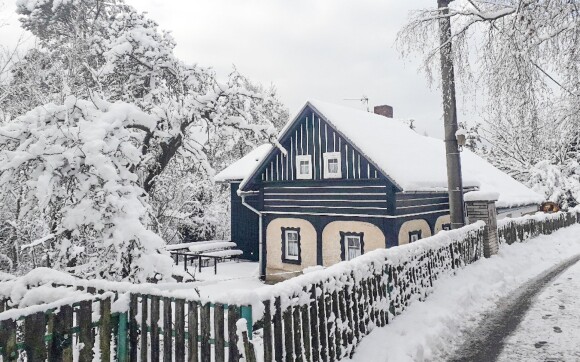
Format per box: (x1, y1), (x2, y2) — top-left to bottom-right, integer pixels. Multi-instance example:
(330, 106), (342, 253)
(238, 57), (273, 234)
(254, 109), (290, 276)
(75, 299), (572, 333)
(346, 224), (580, 362)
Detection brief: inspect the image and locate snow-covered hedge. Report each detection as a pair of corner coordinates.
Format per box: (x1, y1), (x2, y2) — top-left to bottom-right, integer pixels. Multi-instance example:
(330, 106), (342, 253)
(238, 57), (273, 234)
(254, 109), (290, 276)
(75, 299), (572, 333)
(498, 210), (578, 245)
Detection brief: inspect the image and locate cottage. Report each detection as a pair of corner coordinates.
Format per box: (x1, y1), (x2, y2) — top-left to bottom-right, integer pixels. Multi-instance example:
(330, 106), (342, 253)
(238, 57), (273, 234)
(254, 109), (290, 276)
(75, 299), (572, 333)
(215, 100), (543, 281)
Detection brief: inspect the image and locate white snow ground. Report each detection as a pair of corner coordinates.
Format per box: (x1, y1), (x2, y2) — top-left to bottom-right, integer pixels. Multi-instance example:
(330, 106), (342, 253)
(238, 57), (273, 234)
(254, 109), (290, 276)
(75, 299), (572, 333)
(165, 260), (263, 299)
(497, 260), (580, 361)
(346, 224), (580, 362)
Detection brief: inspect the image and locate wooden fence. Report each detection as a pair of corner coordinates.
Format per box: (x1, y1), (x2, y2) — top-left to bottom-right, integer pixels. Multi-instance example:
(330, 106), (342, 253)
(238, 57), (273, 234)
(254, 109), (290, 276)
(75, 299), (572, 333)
(254, 227), (484, 362)
(1, 211), (578, 361)
(498, 211), (578, 245)
(0, 289), (252, 362)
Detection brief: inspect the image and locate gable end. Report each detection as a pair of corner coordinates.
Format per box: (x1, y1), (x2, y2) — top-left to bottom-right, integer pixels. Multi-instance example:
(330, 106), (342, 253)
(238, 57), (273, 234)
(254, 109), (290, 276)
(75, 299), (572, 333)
(241, 104), (400, 191)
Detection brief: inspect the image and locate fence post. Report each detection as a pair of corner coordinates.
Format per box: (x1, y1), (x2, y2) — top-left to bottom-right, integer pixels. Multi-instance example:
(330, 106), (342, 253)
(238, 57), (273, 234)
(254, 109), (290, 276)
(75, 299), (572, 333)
(117, 311), (129, 362)
(240, 305), (253, 339)
(465, 192), (499, 258)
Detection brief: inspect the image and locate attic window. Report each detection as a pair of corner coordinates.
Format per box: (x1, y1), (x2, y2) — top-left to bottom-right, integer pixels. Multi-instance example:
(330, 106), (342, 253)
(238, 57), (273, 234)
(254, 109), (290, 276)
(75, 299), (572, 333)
(323, 152), (341, 179)
(296, 155), (312, 179)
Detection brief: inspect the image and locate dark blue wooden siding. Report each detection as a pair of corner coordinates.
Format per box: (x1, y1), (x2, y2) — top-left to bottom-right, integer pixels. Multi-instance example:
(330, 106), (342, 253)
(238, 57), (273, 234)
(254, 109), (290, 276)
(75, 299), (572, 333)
(395, 192), (450, 216)
(262, 179), (390, 216)
(230, 183), (260, 261)
(259, 110), (381, 182)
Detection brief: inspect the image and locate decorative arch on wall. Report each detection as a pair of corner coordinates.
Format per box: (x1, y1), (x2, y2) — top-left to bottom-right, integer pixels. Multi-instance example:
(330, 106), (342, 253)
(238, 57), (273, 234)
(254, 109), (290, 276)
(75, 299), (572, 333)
(321, 220), (386, 266)
(434, 215), (451, 234)
(265, 218), (317, 278)
(398, 219), (432, 245)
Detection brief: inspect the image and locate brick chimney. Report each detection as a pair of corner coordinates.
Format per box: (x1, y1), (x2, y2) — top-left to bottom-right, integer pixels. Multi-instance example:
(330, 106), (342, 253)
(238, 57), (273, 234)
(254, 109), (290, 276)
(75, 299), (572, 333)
(374, 105), (393, 118)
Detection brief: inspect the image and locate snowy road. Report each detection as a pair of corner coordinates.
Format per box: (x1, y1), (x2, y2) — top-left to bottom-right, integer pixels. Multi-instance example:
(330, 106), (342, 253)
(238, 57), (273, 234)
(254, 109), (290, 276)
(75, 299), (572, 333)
(497, 257), (580, 361)
(450, 255), (580, 361)
(346, 224), (580, 362)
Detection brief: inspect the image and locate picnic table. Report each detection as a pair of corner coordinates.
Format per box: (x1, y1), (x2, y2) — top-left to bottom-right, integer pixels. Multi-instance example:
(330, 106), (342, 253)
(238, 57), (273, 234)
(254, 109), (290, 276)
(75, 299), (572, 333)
(167, 240), (243, 274)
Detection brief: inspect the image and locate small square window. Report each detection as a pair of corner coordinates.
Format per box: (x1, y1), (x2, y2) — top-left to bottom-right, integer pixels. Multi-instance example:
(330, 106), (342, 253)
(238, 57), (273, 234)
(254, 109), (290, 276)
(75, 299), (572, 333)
(296, 155), (312, 179)
(409, 230), (422, 243)
(323, 152), (341, 179)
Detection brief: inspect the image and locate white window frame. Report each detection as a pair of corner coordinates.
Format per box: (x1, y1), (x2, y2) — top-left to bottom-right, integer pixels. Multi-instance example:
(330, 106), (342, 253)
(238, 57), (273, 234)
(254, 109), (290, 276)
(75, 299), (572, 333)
(285, 230), (299, 261)
(296, 154), (312, 180)
(345, 235), (362, 261)
(323, 152), (342, 179)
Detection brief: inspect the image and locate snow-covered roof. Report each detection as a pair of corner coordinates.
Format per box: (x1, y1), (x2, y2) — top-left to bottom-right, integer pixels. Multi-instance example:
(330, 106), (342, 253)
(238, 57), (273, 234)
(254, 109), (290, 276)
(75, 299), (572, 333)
(235, 100), (543, 209)
(214, 144), (273, 182)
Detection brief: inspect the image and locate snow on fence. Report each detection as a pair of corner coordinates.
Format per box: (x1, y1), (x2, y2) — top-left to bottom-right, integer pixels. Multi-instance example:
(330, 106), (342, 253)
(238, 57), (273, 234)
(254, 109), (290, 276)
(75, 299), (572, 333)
(0, 211), (578, 361)
(237, 223), (485, 362)
(498, 210), (579, 245)
(0, 270), (254, 362)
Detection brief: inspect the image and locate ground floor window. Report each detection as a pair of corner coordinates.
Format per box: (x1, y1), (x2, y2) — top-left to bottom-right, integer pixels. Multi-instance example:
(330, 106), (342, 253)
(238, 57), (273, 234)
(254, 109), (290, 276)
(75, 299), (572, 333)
(281, 227), (301, 263)
(409, 230), (422, 243)
(340, 232), (364, 261)
(442, 223), (451, 231)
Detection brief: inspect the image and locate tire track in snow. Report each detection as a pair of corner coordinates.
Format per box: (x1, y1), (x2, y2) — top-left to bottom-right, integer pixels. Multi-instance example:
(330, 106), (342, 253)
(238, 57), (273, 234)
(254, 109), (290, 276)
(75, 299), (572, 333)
(449, 254), (580, 362)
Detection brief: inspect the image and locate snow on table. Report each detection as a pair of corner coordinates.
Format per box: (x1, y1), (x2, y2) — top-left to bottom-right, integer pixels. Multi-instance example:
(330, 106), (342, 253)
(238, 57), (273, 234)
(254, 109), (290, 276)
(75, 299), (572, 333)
(344, 224), (580, 362)
(188, 241), (237, 253)
(497, 260), (580, 361)
(201, 249), (243, 258)
(165, 240), (232, 251)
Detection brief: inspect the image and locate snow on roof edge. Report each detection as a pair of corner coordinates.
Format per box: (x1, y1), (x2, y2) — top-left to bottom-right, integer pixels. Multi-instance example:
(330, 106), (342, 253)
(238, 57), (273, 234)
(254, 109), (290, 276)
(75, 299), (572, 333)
(239, 103), (313, 191)
(214, 144), (272, 183)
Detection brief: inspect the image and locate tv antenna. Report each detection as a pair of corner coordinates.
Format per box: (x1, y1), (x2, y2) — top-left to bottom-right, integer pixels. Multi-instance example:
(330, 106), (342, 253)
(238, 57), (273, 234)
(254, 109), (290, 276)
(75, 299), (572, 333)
(343, 95), (369, 112)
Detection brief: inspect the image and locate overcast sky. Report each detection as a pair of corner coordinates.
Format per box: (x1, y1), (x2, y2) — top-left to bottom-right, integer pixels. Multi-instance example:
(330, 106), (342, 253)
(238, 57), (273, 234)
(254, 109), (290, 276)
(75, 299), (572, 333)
(0, 0), (468, 138)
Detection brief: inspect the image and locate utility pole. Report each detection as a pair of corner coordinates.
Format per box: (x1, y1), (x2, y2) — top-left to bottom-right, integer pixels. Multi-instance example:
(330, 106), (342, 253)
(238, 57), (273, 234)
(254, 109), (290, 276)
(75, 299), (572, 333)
(438, 0), (465, 229)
